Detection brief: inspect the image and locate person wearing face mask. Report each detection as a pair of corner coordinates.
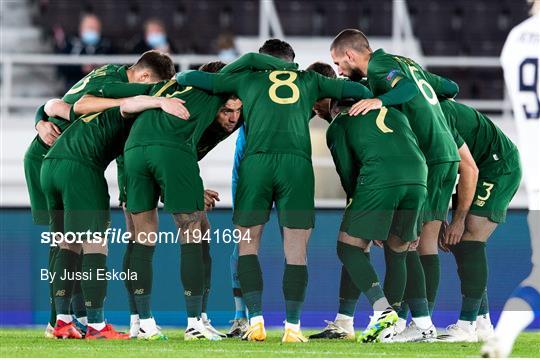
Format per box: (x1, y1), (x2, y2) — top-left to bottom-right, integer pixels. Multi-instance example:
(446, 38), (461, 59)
(128, 18), (176, 55)
(55, 13), (113, 91)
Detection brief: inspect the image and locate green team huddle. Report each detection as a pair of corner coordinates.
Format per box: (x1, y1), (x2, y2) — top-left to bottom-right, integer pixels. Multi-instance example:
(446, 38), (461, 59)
(25, 30), (521, 345)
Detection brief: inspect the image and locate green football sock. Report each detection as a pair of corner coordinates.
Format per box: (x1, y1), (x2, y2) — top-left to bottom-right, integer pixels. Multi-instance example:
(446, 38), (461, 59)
(238, 255), (263, 318)
(122, 241), (137, 315)
(71, 254), (87, 318)
(53, 249), (79, 315)
(81, 253), (107, 324)
(397, 302), (409, 320)
(201, 240), (212, 314)
(338, 266), (359, 317)
(420, 254), (439, 314)
(404, 251), (430, 318)
(478, 290), (489, 316)
(283, 264), (308, 324)
(180, 243), (204, 318)
(337, 242), (385, 308)
(130, 243), (155, 320)
(338, 252), (369, 316)
(48, 246), (58, 325)
(451, 241), (487, 321)
(383, 244), (408, 308)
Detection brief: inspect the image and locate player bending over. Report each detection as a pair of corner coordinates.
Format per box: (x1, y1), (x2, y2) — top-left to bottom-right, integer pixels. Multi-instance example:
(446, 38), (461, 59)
(330, 29), (460, 341)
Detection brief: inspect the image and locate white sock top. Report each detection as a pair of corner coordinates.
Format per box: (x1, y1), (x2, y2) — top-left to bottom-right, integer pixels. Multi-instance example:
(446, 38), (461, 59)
(187, 317), (200, 328)
(335, 313), (354, 323)
(285, 321), (300, 332)
(140, 317), (157, 331)
(56, 314), (73, 324)
(76, 316), (88, 326)
(88, 322), (106, 331)
(249, 315), (264, 326)
(130, 314), (140, 324)
(412, 316), (433, 329)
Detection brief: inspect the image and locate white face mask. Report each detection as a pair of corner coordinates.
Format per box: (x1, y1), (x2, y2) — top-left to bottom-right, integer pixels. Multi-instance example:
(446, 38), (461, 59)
(146, 33), (167, 48)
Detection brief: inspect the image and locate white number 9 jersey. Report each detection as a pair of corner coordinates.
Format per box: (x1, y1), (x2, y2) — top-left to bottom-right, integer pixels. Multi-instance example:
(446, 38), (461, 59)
(501, 12), (540, 284)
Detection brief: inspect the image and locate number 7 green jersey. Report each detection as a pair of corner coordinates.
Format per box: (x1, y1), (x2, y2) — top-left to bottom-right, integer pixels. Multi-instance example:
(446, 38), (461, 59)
(368, 49), (460, 165)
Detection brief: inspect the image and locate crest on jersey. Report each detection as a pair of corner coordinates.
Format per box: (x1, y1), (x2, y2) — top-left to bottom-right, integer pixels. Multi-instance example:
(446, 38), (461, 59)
(386, 69), (400, 81)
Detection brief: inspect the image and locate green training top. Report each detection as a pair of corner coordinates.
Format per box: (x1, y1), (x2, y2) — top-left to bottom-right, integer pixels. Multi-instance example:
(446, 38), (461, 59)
(440, 100), (518, 171)
(327, 106), (427, 196)
(124, 79), (224, 156)
(368, 49), (460, 165)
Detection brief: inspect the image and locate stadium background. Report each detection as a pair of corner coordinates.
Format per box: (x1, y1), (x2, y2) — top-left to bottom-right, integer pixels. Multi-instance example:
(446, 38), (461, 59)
(0, 0), (537, 329)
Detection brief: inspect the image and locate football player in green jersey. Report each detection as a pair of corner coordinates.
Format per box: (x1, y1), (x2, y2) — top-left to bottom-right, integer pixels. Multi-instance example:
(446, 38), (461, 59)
(121, 63), (243, 341)
(176, 39), (373, 342)
(330, 29), (462, 340)
(311, 62), (429, 343)
(25, 51), (175, 338)
(39, 65), (177, 340)
(437, 100), (521, 342)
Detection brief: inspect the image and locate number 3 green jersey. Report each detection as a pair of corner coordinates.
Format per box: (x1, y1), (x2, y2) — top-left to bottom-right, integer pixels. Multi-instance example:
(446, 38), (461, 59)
(327, 106), (427, 196)
(212, 69), (345, 160)
(368, 49), (460, 165)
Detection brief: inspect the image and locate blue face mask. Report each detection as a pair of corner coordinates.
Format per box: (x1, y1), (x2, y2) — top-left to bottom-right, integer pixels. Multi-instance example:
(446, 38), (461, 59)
(81, 30), (100, 46)
(146, 33), (167, 48)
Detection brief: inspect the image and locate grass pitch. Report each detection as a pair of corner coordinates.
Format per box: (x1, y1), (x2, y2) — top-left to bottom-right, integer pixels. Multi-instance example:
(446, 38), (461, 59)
(1, 328), (539, 358)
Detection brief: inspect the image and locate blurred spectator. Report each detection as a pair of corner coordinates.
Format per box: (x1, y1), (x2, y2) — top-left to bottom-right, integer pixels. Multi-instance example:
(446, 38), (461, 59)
(54, 13), (113, 90)
(128, 18), (176, 54)
(216, 33), (239, 62)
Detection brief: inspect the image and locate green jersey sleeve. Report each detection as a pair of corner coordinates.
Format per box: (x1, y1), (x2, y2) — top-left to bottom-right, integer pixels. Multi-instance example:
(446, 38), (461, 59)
(213, 72), (249, 94)
(34, 104), (46, 126)
(220, 52), (298, 73)
(327, 119), (357, 197)
(312, 72), (345, 99)
(424, 72), (459, 99)
(368, 55), (406, 93)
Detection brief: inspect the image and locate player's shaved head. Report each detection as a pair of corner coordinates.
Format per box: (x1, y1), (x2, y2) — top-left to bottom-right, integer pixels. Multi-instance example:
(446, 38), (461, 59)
(259, 39), (295, 62)
(306, 62), (337, 78)
(330, 29), (371, 55)
(199, 61), (226, 73)
(131, 50), (175, 81)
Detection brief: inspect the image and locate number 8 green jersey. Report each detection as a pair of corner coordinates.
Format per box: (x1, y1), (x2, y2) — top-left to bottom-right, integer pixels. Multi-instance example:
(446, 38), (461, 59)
(212, 69), (345, 160)
(368, 49), (460, 165)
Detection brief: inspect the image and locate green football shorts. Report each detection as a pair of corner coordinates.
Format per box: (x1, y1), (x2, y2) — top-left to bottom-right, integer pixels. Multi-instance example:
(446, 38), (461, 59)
(124, 145), (204, 213)
(40, 158), (110, 234)
(233, 153), (315, 229)
(24, 137), (50, 225)
(470, 151), (522, 223)
(424, 161), (459, 222)
(340, 184), (427, 242)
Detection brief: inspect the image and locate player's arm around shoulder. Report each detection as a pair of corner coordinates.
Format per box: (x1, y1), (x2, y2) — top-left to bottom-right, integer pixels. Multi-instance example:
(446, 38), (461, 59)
(119, 95), (190, 120)
(35, 102), (61, 146)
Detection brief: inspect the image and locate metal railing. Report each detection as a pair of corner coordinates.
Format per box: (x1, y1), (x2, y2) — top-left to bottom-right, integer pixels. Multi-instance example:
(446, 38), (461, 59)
(0, 54), (219, 118)
(0, 52), (511, 117)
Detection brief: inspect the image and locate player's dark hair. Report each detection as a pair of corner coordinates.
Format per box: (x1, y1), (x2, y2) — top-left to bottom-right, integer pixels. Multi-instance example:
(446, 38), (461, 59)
(306, 62), (337, 78)
(131, 50), (175, 80)
(258, 39), (295, 61)
(199, 61), (226, 73)
(331, 29), (371, 54)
